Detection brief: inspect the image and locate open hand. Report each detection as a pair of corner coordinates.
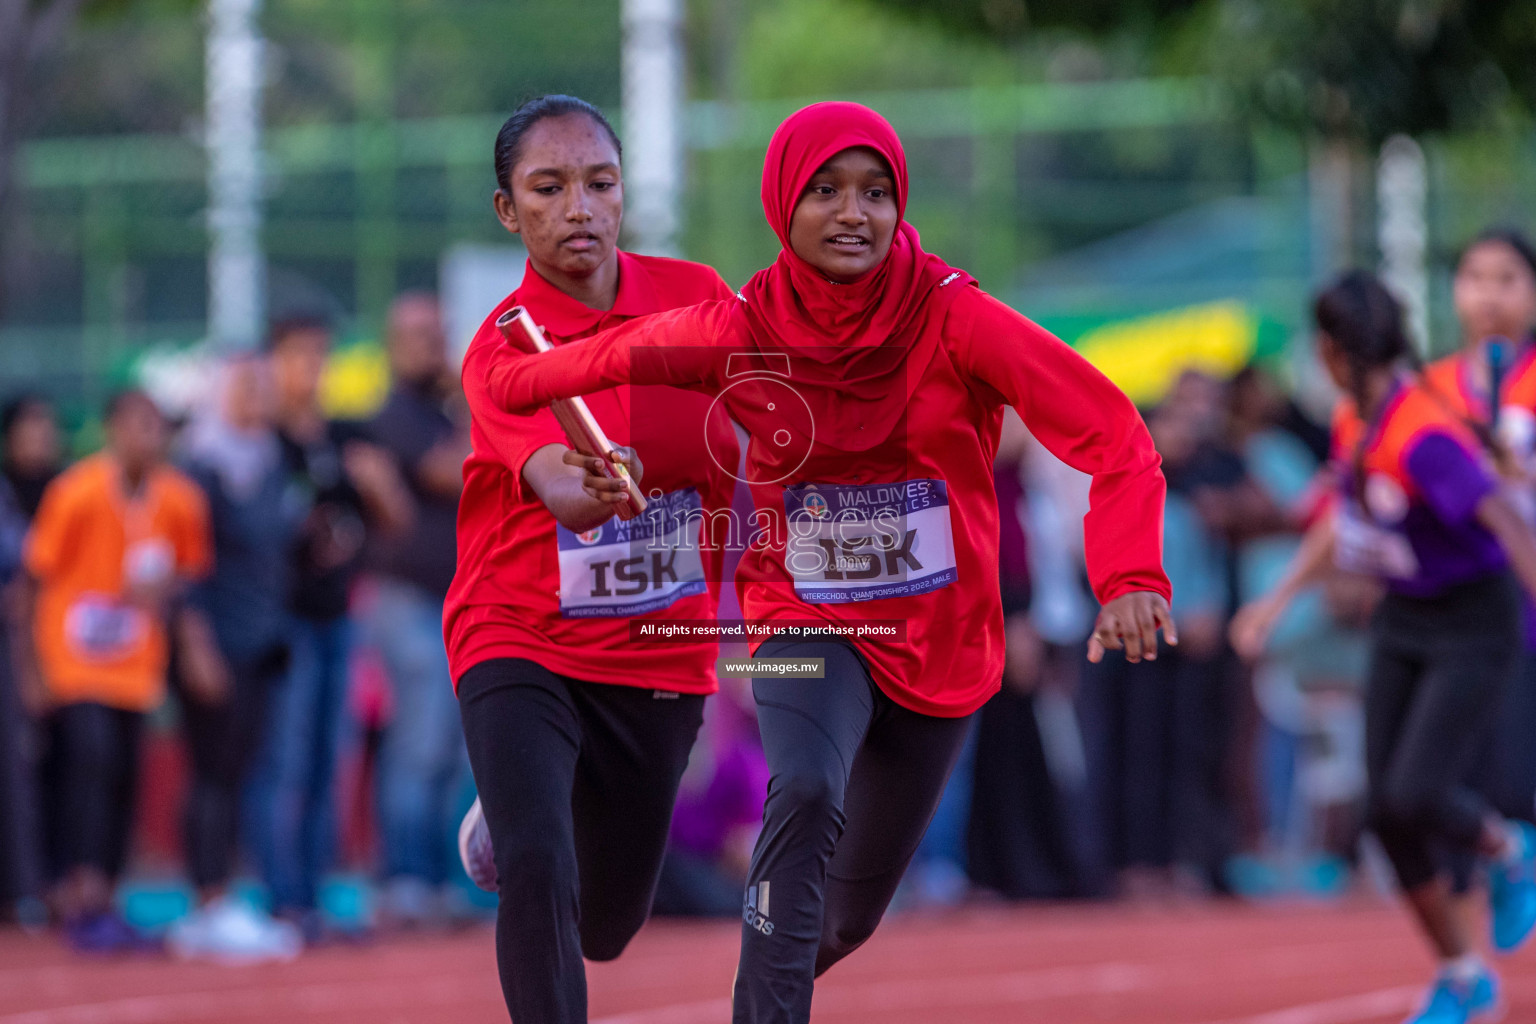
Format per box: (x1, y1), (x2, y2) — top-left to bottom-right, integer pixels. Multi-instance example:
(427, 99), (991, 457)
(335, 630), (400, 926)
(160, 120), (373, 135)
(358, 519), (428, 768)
(1087, 591), (1177, 664)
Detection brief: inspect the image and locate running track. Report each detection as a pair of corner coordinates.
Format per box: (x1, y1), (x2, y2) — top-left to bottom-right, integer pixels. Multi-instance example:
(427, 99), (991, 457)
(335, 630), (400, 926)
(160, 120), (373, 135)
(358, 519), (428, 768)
(2, 900), (1532, 1023)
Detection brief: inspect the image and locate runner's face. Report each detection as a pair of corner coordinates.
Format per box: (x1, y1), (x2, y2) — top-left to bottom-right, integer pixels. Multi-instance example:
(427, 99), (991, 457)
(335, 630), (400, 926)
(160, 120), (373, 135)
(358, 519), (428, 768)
(1315, 332), (1352, 393)
(787, 147), (898, 284)
(495, 114), (623, 282)
(1454, 241), (1536, 345)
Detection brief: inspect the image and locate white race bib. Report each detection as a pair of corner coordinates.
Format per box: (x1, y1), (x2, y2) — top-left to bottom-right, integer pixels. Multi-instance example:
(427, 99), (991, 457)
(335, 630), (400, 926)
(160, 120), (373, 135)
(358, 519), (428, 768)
(65, 593), (148, 661)
(1496, 405), (1536, 527)
(555, 488), (708, 619)
(781, 479), (958, 603)
(1334, 504), (1419, 581)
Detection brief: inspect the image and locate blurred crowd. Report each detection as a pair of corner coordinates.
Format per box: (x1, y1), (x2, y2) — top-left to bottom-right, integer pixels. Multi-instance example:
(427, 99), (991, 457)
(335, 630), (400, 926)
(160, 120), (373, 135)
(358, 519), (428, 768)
(899, 361), (1368, 910)
(0, 286), (1441, 962)
(0, 295), (478, 960)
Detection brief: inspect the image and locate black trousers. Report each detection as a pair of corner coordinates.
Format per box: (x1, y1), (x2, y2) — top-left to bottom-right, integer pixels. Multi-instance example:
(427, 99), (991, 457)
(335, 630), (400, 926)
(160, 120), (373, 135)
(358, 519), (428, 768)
(174, 645), (286, 890)
(1482, 649), (1536, 824)
(733, 640), (973, 1024)
(0, 630), (43, 908)
(967, 685), (1107, 900)
(457, 658), (704, 1024)
(42, 702), (144, 883)
(1365, 572), (1521, 891)
(1079, 647), (1235, 878)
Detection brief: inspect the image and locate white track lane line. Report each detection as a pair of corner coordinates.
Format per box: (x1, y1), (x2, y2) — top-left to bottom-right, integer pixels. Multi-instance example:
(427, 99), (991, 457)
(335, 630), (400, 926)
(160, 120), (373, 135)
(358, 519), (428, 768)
(591, 960), (1161, 1024)
(1197, 985), (1422, 1024)
(0, 971), (490, 1024)
(0, 944), (1429, 1024)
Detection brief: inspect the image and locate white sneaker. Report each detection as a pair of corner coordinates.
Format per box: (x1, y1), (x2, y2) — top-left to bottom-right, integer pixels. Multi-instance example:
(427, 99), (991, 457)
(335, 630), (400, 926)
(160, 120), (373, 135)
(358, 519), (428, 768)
(168, 895), (303, 965)
(458, 797), (498, 892)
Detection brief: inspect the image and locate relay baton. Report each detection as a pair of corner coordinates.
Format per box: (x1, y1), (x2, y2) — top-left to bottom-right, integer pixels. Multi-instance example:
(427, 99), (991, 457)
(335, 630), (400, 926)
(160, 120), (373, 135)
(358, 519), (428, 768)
(495, 306), (647, 521)
(1488, 336), (1509, 432)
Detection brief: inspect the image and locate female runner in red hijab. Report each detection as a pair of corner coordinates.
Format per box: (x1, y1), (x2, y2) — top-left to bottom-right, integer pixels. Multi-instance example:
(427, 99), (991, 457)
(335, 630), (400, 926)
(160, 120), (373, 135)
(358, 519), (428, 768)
(484, 101), (1175, 1022)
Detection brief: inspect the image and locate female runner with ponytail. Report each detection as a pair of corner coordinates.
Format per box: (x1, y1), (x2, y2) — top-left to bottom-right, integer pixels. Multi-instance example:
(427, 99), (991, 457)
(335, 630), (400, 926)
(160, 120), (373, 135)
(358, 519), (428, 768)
(446, 95), (739, 1023)
(483, 101), (1175, 1023)
(1233, 270), (1536, 1024)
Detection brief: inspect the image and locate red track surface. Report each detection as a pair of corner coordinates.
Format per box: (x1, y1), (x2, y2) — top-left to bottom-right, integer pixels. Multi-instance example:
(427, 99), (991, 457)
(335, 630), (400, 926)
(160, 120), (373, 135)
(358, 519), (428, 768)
(2, 899), (1533, 1023)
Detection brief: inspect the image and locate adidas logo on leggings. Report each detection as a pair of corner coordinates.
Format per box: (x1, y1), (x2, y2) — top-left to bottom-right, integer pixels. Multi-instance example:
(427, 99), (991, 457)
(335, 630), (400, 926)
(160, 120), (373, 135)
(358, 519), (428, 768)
(744, 881), (775, 935)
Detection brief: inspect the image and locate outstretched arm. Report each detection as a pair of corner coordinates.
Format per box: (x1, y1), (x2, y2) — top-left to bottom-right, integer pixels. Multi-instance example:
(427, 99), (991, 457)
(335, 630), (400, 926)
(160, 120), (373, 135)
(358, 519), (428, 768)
(485, 301), (732, 415)
(1229, 508), (1336, 661)
(949, 291), (1174, 663)
(1478, 492), (1536, 602)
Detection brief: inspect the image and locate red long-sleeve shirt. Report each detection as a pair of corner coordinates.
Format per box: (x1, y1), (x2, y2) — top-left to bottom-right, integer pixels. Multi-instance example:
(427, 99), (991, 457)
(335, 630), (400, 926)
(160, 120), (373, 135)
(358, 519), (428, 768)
(445, 252), (739, 692)
(488, 285), (1169, 716)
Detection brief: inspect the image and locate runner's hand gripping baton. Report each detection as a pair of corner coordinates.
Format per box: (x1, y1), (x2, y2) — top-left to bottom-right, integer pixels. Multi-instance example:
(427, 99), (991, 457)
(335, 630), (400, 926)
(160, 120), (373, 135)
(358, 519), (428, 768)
(496, 306), (647, 521)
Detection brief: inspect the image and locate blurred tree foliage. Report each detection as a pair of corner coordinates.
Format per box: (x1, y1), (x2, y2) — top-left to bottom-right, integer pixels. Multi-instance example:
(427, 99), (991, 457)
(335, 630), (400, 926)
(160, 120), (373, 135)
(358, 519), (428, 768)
(1204, 1), (1536, 144)
(868, 0), (1536, 143)
(866, 0), (1201, 40)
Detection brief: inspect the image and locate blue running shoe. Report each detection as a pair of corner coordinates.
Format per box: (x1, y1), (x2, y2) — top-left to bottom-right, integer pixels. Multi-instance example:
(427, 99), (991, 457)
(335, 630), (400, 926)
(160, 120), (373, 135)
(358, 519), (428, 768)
(1489, 820), (1536, 953)
(1403, 967), (1499, 1024)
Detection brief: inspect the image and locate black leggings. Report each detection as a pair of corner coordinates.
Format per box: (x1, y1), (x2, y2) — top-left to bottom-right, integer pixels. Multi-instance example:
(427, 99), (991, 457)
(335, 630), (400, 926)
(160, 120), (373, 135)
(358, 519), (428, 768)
(174, 645), (286, 891)
(456, 658), (704, 1024)
(1365, 572), (1521, 891)
(734, 640), (973, 1024)
(43, 702), (144, 883)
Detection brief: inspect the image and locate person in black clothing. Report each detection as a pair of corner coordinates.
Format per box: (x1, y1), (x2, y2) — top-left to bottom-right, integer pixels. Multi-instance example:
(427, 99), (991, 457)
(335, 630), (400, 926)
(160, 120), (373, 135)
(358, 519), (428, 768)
(364, 292), (472, 926)
(2, 395), (62, 523)
(0, 395), (55, 924)
(0, 474), (36, 922)
(168, 353), (305, 961)
(967, 441), (1108, 900)
(244, 315), (410, 937)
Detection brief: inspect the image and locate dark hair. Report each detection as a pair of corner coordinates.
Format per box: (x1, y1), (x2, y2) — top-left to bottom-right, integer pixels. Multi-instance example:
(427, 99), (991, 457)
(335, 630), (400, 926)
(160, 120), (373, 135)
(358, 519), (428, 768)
(493, 95), (622, 194)
(1315, 270), (1503, 491)
(1460, 225), (1536, 282)
(103, 387), (158, 423)
(1314, 272), (1417, 498)
(1, 393), (52, 439)
(266, 312), (333, 353)
(1313, 271), (1412, 387)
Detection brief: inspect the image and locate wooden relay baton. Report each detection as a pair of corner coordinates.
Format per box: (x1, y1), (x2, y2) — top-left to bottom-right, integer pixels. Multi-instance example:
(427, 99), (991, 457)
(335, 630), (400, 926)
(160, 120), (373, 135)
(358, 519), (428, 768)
(495, 306), (647, 521)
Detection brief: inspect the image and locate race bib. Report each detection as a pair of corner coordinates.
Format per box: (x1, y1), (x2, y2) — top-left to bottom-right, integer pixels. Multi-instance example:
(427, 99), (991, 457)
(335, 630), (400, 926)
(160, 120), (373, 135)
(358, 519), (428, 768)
(1334, 504), (1419, 580)
(555, 488), (708, 619)
(1497, 406), (1536, 526)
(781, 479), (958, 603)
(65, 593), (148, 662)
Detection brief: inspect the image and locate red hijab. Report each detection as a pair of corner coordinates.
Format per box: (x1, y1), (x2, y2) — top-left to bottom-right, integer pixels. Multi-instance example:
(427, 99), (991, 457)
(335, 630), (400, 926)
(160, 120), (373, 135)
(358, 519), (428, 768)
(735, 102), (975, 453)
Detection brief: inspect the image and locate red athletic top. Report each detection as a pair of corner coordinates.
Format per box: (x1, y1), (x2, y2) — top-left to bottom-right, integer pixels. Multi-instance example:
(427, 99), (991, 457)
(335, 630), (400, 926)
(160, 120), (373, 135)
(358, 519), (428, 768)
(444, 252), (739, 693)
(486, 285), (1170, 717)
